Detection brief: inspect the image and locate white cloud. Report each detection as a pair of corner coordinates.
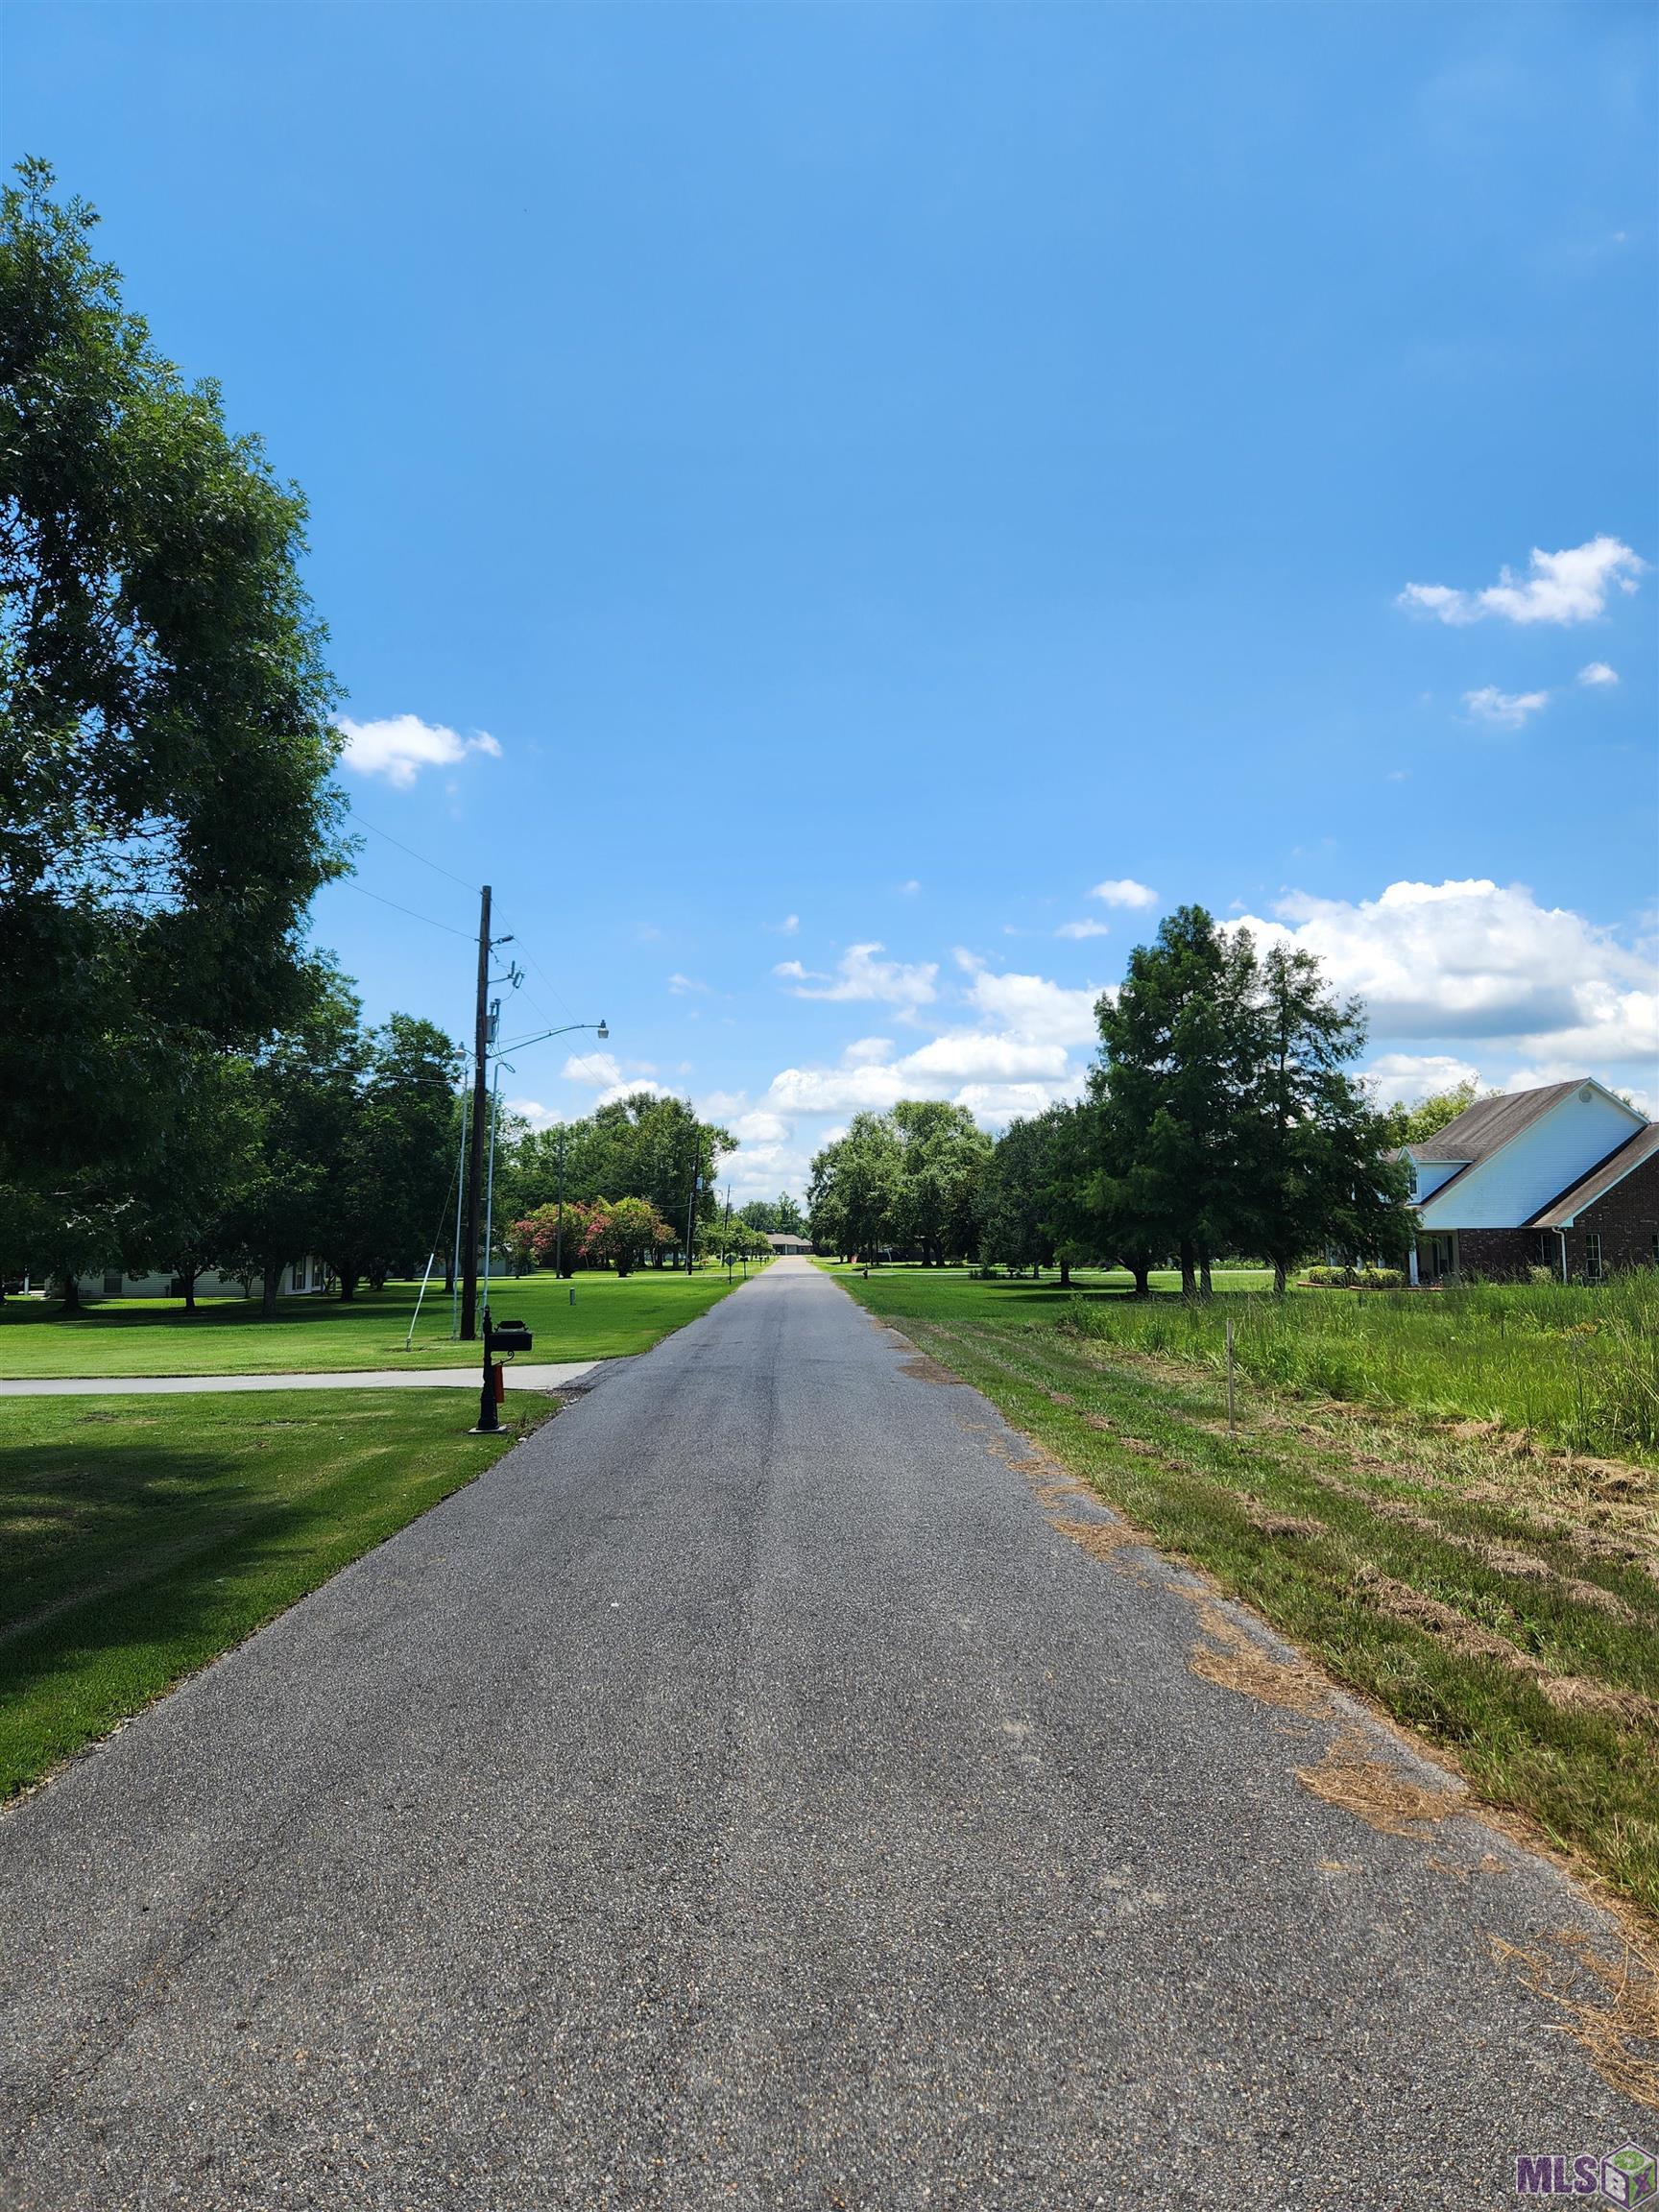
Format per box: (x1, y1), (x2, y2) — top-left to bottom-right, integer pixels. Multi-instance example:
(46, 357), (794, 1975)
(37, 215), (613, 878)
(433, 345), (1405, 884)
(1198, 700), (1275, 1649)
(774, 914), (800, 935)
(505, 1096), (564, 1131)
(898, 879), (922, 897)
(842, 1035), (896, 1066)
(774, 943), (939, 1010)
(337, 713), (502, 788)
(1231, 878), (1656, 1070)
(563, 1052), (661, 1091)
(963, 967), (1102, 1047)
(1361, 1053), (1482, 1111)
(1056, 918), (1111, 940)
(1090, 878), (1159, 910)
(1463, 685), (1551, 729)
(1578, 661), (1620, 686)
(766, 1064), (912, 1116)
(1398, 536), (1646, 627)
(667, 973), (709, 996)
(595, 1077), (672, 1108)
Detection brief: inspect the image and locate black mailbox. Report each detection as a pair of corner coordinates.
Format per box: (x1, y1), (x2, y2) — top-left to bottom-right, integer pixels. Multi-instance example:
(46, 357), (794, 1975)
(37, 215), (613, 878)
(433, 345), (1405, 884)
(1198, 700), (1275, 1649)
(491, 1320), (534, 1356)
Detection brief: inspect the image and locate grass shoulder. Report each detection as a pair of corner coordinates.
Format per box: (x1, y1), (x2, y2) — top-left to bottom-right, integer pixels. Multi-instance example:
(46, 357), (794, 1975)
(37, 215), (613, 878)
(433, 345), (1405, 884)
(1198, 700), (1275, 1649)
(832, 1264), (1659, 1926)
(0, 1387), (554, 1797)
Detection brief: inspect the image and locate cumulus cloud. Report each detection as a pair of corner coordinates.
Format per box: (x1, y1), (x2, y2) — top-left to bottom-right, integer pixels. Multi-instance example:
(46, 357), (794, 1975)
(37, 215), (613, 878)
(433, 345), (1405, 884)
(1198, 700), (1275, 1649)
(962, 967), (1102, 1047)
(560, 1051), (623, 1088)
(1230, 878), (1656, 1068)
(337, 713), (502, 788)
(1398, 536), (1645, 626)
(1578, 661), (1620, 686)
(1090, 878), (1159, 910)
(774, 944), (939, 1010)
(1463, 685), (1551, 729)
(505, 1097), (564, 1131)
(1056, 918), (1111, 940)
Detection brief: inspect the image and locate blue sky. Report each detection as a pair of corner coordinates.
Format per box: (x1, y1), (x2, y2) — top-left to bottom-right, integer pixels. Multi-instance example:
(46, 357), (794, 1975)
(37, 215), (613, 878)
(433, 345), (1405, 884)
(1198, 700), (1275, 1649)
(11, 2), (1655, 1196)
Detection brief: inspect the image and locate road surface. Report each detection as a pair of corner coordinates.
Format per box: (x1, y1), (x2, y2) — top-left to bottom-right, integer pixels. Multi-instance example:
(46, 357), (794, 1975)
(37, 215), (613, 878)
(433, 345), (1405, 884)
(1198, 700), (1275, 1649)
(0, 1257), (1646, 2208)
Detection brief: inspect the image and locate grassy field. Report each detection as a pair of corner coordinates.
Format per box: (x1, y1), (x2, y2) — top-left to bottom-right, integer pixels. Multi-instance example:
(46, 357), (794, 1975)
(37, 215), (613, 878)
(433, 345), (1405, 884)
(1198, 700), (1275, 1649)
(0, 1389), (549, 1796)
(0, 1264), (755, 1380)
(829, 1263), (1659, 1923)
(823, 1262), (1659, 1460)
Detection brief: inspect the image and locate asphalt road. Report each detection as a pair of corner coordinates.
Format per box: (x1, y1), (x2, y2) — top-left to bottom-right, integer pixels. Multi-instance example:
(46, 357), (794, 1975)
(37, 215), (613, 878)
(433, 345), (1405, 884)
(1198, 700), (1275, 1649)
(0, 1258), (1647, 2209)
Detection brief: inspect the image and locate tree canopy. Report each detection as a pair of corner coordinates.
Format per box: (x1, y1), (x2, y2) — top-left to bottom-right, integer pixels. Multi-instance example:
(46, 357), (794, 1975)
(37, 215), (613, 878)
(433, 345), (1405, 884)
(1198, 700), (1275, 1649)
(0, 159), (348, 1185)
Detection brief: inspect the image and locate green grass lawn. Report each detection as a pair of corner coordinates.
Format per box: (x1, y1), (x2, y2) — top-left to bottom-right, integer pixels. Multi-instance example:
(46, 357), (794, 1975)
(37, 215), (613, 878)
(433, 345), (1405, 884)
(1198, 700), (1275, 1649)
(0, 1263), (757, 1380)
(0, 1389), (550, 1796)
(830, 1263), (1659, 1924)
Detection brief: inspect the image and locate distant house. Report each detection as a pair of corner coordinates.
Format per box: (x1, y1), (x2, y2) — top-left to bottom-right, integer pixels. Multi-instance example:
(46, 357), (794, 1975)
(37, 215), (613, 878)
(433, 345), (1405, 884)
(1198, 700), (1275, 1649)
(64, 1259), (329, 1302)
(1400, 1079), (1658, 1284)
(765, 1232), (812, 1257)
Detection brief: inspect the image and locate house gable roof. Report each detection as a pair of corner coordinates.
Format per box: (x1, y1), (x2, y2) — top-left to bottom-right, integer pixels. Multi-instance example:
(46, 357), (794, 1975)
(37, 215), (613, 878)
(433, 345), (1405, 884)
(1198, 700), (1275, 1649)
(1527, 1121), (1659, 1230)
(1405, 1080), (1583, 1165)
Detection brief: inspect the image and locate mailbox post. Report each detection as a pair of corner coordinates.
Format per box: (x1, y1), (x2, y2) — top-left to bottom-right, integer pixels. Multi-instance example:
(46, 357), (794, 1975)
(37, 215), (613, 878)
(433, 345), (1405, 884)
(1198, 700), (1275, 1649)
(472, 1309), (534, 1434)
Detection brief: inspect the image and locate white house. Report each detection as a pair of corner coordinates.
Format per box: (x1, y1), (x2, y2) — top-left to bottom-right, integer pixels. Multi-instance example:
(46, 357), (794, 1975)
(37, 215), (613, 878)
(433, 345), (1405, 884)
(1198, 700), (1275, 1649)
(1400, 1079), (1656, 1284)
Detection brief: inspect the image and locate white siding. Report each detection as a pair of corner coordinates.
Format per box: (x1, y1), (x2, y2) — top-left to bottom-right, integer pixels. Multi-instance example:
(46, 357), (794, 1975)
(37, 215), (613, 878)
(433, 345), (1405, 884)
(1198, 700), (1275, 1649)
(1417, 1090), (1646, 1230)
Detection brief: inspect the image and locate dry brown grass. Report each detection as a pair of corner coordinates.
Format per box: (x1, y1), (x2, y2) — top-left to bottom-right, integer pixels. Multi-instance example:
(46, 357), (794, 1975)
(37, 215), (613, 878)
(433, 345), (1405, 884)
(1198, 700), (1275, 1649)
(1492, 1927), (1659, 2110)
(1294, 1728), (1464, 1836)
(1186, 1600), (1334, 1719)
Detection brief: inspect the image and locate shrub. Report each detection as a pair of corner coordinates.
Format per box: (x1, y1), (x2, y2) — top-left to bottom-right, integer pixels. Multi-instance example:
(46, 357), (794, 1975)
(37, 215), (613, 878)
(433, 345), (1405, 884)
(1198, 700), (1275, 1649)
(1360, 1267), (1404, 1289)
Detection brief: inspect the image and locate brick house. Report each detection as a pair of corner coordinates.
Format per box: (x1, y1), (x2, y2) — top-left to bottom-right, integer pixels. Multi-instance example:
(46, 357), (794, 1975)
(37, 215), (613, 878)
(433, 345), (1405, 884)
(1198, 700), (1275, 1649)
(1400, 1078), (1658, 1284)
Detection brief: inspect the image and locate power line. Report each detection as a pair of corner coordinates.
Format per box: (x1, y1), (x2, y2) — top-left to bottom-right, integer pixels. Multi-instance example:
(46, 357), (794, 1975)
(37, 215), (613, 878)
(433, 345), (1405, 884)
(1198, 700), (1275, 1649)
(498, 925), (617, 1092)
(344, 802), (480, 894)
(342, 880), (476, 941)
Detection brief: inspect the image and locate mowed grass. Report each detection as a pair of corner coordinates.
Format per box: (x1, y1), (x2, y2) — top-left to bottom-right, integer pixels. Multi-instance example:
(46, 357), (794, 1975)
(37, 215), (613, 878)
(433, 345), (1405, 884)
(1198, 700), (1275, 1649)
(830, 1264), (1659, 1922)
(0, 1265), (753, 1380)
(0, 1389), (548, 1796)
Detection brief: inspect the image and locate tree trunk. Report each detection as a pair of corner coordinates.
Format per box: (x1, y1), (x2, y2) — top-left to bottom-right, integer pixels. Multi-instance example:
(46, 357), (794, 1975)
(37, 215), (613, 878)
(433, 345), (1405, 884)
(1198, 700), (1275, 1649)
(1059, 1259), (1071, 1288)
(1132, 1262), (1151, 1297)
(1273, 1256), (1288, 1296)
(182, 1270), (198, 1314)
(444, 1256), (455, 1293)
(261, 1261), (281, 1318)
(60, 1273), (82, 1313)
(1199, 1248), (1214, 1298)
(338, 1273), (357, 1303)
(1179, 1239), (1197, 1298)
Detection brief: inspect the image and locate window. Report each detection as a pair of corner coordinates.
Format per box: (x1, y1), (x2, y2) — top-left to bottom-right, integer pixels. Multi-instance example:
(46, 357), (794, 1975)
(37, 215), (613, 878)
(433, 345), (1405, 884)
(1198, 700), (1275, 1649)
(103, 1269), (123, 1296)
(1584, 1233), (1603, 1282)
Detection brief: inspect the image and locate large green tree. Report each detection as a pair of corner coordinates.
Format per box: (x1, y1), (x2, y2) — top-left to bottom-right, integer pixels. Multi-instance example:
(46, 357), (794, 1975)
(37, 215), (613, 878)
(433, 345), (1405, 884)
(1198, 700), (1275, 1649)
(323, 1016), (463, 1298)
(1093, 907), (1258, 1294)
(1243, 945), (1411, 1292)
(0, 160), (347, 1188)
(892, 1100), (991, 1265)
(808, 1114), (903, 1262)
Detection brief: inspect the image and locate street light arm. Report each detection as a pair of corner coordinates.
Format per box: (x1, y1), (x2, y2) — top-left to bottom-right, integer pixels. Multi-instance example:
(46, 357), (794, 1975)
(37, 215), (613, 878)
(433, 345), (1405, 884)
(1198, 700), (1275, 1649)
(494, 1019), (610, 1055)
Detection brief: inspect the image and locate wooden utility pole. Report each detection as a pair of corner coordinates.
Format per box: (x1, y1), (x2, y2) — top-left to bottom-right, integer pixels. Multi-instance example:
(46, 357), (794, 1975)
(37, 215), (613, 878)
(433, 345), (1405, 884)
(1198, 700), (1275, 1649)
(460, 883), (492, 1340)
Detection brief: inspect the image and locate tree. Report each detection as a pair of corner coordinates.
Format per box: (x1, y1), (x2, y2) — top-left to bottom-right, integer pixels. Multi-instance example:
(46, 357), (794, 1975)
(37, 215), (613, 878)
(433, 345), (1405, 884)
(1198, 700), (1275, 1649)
(582, 1195), (672, 1276)
(981, 1116), (1057, 1275)
(0, 161), (348, 1194)
(1381, 1079), (1485, 1149)
(322, 1017), (462, 1298)
(1243, 944), (1412, 1293)
(215, 969), (364, 1316)
(809, 1114), (903, 1262)
(1093, 907), (1258, 1295)
(120, 1051), (262, 1311)
(892, 1101), (992, 1264)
